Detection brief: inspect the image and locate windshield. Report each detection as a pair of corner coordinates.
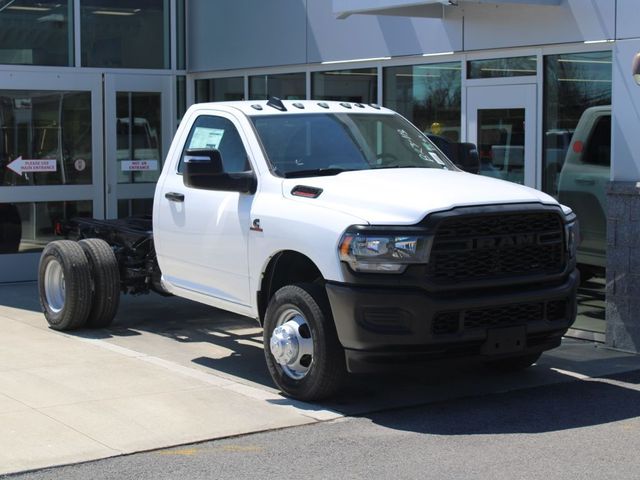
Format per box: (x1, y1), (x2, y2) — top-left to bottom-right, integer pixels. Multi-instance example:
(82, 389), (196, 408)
(250, 112), (455, 178)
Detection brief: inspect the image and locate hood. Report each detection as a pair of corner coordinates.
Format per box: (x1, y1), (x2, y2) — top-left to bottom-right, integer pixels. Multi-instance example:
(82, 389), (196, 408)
(282, 169), (559, 225)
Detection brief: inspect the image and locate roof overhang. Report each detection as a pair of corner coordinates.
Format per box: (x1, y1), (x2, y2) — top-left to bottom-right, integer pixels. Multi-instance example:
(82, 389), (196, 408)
(334, 0), (562, 19)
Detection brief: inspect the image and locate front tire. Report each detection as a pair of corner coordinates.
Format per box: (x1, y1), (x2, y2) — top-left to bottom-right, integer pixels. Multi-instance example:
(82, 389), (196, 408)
(38, 240), (92, 331)
(264, 283), (346, 401)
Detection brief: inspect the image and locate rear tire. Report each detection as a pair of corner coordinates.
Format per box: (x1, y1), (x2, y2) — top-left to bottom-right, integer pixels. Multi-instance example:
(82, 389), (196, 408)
(484, 352), (542, 373)
(264, 283), (346, 401)
(79, 238), (120, 329)
(38, 240), (92, 330)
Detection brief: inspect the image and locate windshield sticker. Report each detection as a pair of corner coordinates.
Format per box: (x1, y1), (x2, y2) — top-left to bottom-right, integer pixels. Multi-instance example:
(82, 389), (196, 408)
(189, 127), (225, 149)
(397, 129), (443, 167)
(429, 152), (446, 165)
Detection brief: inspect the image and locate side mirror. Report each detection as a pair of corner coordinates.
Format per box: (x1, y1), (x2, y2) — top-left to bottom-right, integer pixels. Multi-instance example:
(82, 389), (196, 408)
(453, 142), (480, 174)
(183, 148), (257, 194)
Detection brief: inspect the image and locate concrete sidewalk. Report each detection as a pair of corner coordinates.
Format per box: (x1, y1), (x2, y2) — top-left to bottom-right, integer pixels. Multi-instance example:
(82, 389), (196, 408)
(0, 283), (338, 475)
(1, 282), (640, 476)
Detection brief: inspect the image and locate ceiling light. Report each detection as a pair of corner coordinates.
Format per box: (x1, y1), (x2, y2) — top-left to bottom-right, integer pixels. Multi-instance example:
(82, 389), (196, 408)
(93, 8), (140, 16)
(321, 57), (391, 65)
(422, 51), (454, 57)
(7, 5), (51, 11)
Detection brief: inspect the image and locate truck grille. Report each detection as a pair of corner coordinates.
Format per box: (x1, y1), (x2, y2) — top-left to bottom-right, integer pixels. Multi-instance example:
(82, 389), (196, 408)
(427, 211), (565, 283)
(432, 298), (570, 335)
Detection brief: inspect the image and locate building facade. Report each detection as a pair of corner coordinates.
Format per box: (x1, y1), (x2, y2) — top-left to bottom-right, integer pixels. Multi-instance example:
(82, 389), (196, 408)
(1, 0), (639, 350)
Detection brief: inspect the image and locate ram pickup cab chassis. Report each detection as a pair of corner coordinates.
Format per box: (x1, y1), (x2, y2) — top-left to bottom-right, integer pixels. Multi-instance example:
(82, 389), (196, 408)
(38, 98), (579, 401)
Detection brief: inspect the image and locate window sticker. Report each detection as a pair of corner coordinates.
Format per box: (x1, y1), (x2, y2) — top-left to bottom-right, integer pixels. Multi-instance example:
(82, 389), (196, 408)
(429, 152), (446, 165)
(397, 128), (445, 167)
(189, 127), (225, 149)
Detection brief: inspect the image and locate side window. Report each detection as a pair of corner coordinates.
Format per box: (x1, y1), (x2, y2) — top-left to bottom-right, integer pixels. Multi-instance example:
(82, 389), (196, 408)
(583, 115), (611, 167)
(178, 115), (249, 173)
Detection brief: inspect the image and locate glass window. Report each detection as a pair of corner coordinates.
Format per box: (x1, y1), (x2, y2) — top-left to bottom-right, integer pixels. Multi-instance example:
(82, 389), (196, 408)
(179, 115), (249, 174)
(117, 198), (153, 218)
(468, 56), (537, 79)
(80, 0), (170, 69)
(176, 76), (186, 124)
(545, 50), (612, 335)
(250, 113), (453, 178)
(0, 90), (93, 187)
(384, 62), (462, 141)
(582, 115), (611, 167)
(116, 92), (162, 184)
(476, 108), (526, 185)
(0, 0), (73, 66)
(312, 68), (377, 103)
(0, 201), (92, 254)
(543, 51), (612, 196)
(195, 78), (244, 103)
(176, 0), (186, 70)
(249, 73), (306, 100)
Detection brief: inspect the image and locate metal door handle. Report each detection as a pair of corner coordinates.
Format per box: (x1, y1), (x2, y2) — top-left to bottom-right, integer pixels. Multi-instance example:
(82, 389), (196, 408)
(165, 192), (185, 202)
(575, 178), (595, 186)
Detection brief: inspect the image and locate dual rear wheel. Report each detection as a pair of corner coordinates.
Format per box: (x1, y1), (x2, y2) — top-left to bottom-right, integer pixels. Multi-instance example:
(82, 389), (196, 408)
(38, 239), (120, 331)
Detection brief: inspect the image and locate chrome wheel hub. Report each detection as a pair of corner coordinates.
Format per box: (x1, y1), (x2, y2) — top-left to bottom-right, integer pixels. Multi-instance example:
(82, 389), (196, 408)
(44, 259), (66, 313)
(270, 309), (314, 380)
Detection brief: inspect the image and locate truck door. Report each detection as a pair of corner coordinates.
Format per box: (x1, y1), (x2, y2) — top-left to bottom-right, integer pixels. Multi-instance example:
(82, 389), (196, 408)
(155, 112), (254, 307)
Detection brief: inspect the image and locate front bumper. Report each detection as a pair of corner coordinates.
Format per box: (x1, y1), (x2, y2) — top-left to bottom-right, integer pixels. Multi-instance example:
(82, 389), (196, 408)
(326, 270), (579, 373)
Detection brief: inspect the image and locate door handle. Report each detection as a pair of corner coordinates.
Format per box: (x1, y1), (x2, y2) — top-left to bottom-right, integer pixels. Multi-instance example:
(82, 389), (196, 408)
(574, 178), (595, 186)
(165, 192), (185, 202)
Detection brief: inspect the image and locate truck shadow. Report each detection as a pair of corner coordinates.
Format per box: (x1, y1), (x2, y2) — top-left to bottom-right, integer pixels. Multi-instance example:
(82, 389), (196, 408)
(60, 291), (640, 420)
(7, 282), (639, 431)
(355, 369), (640, 435)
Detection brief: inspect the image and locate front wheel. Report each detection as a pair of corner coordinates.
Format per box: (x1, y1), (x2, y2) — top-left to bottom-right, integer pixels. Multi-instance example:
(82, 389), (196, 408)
(263, 284), (346, 401)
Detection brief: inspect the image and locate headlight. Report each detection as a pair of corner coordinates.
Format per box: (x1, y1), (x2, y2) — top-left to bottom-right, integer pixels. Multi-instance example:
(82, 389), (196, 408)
(565, 219), (579, 259)
(338, 228), (432, 273)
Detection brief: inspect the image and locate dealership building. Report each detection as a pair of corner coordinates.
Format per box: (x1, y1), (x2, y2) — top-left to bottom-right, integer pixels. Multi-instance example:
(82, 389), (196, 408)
(1, 0), (639, 351)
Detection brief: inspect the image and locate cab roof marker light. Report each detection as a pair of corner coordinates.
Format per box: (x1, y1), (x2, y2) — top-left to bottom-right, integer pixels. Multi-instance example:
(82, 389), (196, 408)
(266, 97), (287, 112)
(321, 56), (391, 65)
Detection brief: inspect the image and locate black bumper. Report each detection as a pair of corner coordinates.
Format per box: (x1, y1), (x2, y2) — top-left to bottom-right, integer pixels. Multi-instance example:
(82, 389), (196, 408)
(326, 270), (579, 373)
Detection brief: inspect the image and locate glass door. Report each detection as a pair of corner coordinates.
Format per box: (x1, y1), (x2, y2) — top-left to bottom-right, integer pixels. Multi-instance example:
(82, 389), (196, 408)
(104, 74), (172, 219)
(0, 71), (103, 282)
(467, 84), (537, 188)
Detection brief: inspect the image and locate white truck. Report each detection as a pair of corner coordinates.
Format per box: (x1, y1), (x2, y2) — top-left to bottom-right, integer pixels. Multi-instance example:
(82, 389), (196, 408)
(37, 98), (579, 401)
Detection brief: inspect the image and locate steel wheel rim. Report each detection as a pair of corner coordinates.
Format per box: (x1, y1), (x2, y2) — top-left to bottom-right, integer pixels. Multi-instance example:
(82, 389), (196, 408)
(44, 259), (65, 313)
(270, 307), (314, 380)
